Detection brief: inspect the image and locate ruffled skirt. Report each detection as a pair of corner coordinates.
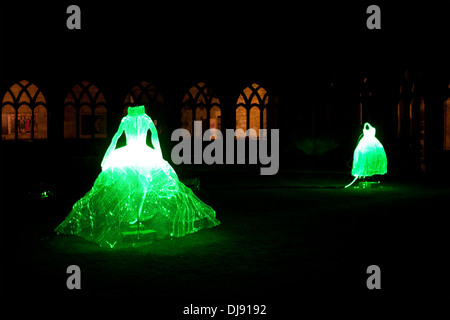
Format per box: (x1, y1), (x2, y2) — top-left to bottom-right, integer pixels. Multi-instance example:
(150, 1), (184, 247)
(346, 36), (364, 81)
(55, 146), (219, 248)
(351, 136), (387, 178)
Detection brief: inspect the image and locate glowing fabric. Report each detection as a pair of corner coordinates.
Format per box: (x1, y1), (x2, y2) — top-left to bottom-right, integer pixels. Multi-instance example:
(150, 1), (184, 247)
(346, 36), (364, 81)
(351, 122), (387, 178)
(55, 106), (219, 248)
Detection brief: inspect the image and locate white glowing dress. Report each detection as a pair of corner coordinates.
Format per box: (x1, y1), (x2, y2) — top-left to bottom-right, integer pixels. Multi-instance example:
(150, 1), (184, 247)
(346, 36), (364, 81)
(55, 106), (219, 248)
(351, 122), (387, 178)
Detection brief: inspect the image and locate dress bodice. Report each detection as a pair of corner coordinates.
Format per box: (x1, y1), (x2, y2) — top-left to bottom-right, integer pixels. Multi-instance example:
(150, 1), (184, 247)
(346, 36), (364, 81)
(101, 106), (162, 170)
(122, 114), (152, 148)
(363, 122), (376, 138)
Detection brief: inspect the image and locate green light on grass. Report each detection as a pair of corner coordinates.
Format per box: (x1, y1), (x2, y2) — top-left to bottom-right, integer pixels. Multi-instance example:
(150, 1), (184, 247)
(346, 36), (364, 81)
(55, 106), (220, 248)
(351, 122), (387, 178)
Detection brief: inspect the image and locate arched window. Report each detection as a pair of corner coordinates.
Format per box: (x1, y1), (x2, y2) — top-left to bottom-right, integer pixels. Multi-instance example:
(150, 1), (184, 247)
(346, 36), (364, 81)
(182, 82), (221, 139)
(124, 82), (165, 134)
(236, 83), (268, 139)
(1, 80), (47, 141)
(444, 96), (450, 151)
(64, 81), (107, 139)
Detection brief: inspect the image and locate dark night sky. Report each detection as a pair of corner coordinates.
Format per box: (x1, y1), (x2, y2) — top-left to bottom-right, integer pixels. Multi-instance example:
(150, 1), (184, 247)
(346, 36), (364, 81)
(1, 1), (447, 82)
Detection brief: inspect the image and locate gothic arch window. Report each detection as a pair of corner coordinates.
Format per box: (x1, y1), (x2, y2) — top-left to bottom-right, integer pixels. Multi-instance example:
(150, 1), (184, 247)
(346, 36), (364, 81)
(236, 83), (268, 139)
(123, 81), (165, 133)
(1, 80), (47, 141)
(182, 82), (221, 139)
(64, 81), (107, 139)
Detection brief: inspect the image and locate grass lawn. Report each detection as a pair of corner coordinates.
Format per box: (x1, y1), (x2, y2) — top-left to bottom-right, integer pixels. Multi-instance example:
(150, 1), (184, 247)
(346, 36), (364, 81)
(1, 159), (449, 314)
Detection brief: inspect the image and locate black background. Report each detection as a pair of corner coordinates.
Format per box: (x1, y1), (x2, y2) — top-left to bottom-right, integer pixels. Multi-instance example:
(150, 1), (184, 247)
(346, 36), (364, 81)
(1, 1), (447, 79)
(1, 1), (449, 316)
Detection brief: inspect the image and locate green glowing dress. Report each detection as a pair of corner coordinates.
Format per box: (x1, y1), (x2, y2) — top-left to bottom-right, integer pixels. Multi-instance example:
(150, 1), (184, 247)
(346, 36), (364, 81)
(351, 122), (387, 178)
(55, 106), (219, 248)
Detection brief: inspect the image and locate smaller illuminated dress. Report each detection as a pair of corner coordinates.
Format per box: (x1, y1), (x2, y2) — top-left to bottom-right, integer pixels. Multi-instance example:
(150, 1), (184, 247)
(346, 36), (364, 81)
(55, 106), (219, 248)
(351, 122), (387, 178)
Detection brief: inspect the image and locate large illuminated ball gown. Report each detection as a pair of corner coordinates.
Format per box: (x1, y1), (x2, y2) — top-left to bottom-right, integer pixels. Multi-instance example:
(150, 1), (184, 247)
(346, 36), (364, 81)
(55, 106), (219, 248)
(351, 122), (387, 178)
